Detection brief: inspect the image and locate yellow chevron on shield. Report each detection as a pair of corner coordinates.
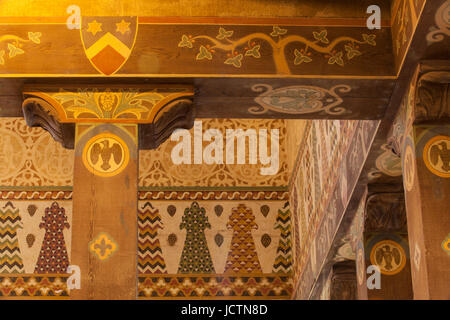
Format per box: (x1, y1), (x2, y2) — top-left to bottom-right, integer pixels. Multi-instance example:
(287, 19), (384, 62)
(80, 17), (138, 75)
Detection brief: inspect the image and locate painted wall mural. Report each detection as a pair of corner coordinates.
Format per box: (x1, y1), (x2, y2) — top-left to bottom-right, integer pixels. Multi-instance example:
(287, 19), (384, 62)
(137, 199), (293, 298)
(139, 118), (289, 188)
(0, 20), (392, 77)
(178, 26), (377, 74)
(0, 31), (42, 66)
(0, 117), (292, 299)
(0, 198), (72, 298)
(0, 118), (73, 187)
(0, 200), (72, 274)
(289, 119), (378, 299)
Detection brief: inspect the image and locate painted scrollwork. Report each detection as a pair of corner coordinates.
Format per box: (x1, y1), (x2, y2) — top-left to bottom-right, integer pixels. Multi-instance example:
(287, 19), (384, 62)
(249, 84), (351, 115)
(426, 1), (450, 45)
(0, 118), (73, 186)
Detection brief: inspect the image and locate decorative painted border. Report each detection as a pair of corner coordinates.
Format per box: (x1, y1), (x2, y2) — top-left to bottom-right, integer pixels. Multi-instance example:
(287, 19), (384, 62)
(138, 190), (289, 201)
(0, 190), (72, 200)
(0, 17), (392, 27)
(0, 274), (69, 297)
(137, 274), (292, 299)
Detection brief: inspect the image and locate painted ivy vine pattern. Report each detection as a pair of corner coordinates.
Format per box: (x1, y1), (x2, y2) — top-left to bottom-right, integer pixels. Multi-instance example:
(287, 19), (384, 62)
(0, 32), (42, 66)
(178, 26), (376, 74)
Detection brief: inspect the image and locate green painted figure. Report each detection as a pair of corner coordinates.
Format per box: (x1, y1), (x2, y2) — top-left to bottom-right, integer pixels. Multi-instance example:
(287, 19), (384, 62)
(178, 202), (215, 273)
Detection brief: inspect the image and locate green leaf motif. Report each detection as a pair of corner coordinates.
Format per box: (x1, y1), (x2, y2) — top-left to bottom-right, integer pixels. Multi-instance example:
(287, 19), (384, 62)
(344, 45), (361, 60)
(28, 32), (41, 44)
(270, 26), (287, 37)
(8, 43), (24, 58)
(328, 51), (344, 66)
(196, 45), (213, 60)
(294, 49), (312, 65)
(224, 54), (243, 68)
(245, 45), (261, 58)
(216, 27), (234, 40)
(313, 30), (329, 44)
(362, 34), (376, 46)
(178, 34), (193, 48)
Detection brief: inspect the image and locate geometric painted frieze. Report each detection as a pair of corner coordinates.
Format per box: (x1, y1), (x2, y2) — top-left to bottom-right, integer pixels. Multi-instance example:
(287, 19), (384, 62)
(0, 200), (72, 274)
(137, 190), (289, 201)
(137, 200), (292, 275)
(137, 274), (293, 299)
(0, 274), (69, 297)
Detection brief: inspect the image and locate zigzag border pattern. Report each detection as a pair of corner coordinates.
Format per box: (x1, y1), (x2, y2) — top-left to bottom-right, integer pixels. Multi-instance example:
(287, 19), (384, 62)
(0, 202), (24, 273)
(138, 202), (167, 274)
(273, 207), (293, 273)
(0, 274), (69, 297)
(137, 274), (292, 299)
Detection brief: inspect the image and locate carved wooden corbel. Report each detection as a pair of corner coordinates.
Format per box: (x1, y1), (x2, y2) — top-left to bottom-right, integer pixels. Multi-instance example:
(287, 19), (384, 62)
(22, 97), (75, 149)
(139, 98), (195, 150)
(365, 192), (407, 233)
(22, 86), (195, 150)
(415, 61), (450, 123)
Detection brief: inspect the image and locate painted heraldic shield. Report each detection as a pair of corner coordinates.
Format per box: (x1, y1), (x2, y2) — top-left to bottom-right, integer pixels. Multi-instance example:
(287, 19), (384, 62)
(81, 17), (137, 75)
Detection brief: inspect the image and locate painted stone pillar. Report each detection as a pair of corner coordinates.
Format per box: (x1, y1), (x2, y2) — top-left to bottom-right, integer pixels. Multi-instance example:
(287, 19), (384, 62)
(401, 62), (450, 299)
(356, 190), (413, 300)
(22, 86), (194, 299)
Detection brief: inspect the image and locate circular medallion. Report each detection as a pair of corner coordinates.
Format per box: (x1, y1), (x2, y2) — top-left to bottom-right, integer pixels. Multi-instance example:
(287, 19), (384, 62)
(423, 135), (450, 178)
(82, 133), (129, 177)
(403, 144), (415, 191)
(442, 234), (450, 256)
(370, 240), (406, 275)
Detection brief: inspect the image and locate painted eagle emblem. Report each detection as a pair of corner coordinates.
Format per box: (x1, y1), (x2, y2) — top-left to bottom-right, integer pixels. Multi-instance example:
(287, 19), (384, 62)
(430, 141), (450, 172)
(90, 139), (122, 171)
(375, 245), (401, 271)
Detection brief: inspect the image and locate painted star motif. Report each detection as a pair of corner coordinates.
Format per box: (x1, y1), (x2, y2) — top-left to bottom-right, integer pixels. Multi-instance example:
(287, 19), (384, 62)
(116, 19), (130, 35)
(87, 20), (103, 36)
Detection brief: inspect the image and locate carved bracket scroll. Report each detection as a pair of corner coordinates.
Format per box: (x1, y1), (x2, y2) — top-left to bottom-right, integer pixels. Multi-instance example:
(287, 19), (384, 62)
(22, 85), (195, 150)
